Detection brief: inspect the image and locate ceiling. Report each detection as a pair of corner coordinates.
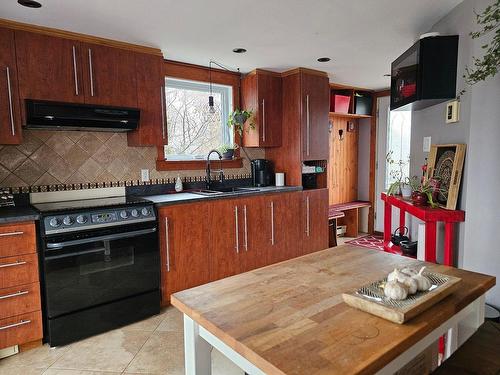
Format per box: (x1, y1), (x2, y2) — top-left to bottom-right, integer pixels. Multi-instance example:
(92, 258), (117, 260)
(1, 0), (462, 90)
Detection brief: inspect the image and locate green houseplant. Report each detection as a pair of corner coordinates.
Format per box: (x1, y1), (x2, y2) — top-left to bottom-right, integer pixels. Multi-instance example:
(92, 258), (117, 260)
(218, 143), (239, 160)
(408, 176), (447, 208)
(227, 109), (255, 137)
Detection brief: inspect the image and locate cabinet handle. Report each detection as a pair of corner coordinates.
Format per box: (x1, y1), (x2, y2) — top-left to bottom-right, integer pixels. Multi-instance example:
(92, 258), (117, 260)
(306, 196), (310, 237)
(270, 201), (275, 245)
(0, 260), (27, 269)
(0, 319), (31, 331)
(6, 67), (15, 136)
(160, 86), (167, 139)
(0, 290), (28, 300)
(72, 46), (79, 96)
(0, 231), (24, 237)
(262, 99), (266, 143)
(306, 94), (310, 156)
(243, 205), (248, 251)
(165, 217), (170, 272)
(88, 49), (95, 97)
(234, 206), (239, 253)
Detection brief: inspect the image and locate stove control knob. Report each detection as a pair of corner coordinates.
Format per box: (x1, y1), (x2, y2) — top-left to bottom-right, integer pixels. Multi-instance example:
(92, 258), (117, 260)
(119, 210), (129, 219)
(49, 217), (61, 227)
(131, 209), (140, 218)
(76, 215), (87, 224)
(63, 216), (74, 226)
(141, 207), (151, 216)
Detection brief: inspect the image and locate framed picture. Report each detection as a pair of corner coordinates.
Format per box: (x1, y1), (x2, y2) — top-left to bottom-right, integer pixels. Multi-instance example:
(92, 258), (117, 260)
(425, 144), (466, 210)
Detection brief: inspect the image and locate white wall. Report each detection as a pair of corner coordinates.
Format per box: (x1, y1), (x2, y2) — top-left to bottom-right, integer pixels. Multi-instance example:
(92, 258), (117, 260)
(410, 0), (500, 307)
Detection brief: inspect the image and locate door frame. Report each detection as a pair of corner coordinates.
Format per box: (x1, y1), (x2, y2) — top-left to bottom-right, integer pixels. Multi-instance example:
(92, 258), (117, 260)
(368, 90), (390, 234)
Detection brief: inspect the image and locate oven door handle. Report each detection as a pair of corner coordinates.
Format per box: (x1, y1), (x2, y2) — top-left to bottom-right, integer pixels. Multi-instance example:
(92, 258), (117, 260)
(45, 227), (157, 250)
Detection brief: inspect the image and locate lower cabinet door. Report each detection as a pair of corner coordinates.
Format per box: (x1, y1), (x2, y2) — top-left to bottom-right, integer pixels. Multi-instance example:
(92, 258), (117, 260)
(158, 202), (210, 306)
(209, 199), (242, 281)
(0, 310), (42, 349)
(302, 189), (329, 254)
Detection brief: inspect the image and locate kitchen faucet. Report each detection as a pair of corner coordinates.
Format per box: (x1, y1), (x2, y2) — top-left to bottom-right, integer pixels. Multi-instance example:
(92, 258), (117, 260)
(206, 149), (224, 189)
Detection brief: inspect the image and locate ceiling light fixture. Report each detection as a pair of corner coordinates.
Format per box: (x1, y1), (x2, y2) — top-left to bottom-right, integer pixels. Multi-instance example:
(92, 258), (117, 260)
(18, 0), (42, 8)
(317, 57), (331, 62)
(208, 60), (240, 114)
(232, 48), (247, 54)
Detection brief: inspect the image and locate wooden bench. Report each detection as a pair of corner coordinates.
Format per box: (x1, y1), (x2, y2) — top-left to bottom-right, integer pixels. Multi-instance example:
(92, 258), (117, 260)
(328, 201), (371, 246)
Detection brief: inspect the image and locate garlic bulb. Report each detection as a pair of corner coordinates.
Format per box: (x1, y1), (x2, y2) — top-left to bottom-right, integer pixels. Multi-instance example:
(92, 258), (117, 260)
(384, 280), (408, 300)
(387, 268), (418, 294)
(401, 267), (418, 277)
(412, 266), (432, 291)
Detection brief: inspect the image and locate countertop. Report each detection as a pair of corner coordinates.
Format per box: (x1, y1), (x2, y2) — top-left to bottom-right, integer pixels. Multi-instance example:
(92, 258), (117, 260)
(171, 245), (496, 375)
(143, 185), (302, 206)
(0, 206), (40, 224)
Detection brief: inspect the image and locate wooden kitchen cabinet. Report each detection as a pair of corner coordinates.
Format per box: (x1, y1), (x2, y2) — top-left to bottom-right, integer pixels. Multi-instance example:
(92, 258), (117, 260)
(209, 198), (242, 280)
(127, 53), (167, 146)
(301, 72), (330, 161)
(80, 43), (138, 107)
(0, 28), (22, 144)
(241, 69), (282, 147)
(158, 203), (211, 306)
(301, 189), (329, 254)
(15, 31), (85, 108)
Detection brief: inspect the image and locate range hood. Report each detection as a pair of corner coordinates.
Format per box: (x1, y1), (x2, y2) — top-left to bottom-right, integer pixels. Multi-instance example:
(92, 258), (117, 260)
(25, 100), (140, 132)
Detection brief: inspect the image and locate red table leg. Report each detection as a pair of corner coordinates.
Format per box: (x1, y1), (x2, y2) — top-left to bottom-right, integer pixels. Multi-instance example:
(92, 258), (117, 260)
(425, 221), (437, 263)
(444, 222), (454, 266)
(384, 201), (392, 243)
(399, 208), (406, 231)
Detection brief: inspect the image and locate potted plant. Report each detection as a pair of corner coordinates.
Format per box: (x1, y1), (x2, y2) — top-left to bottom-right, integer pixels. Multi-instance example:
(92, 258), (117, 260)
(218, 143), (239, 160)
(408, 176), (446, 208)
(227, 109), (255, 137)
(386, 151), (410, 196)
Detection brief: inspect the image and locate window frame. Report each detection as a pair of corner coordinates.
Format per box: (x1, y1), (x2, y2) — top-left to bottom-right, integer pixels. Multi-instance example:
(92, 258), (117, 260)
(156, 60), (242, 171)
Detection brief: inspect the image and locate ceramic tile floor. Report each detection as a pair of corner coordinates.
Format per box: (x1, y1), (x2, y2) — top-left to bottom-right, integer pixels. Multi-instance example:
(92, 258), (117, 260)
(0, 307), (245, 375)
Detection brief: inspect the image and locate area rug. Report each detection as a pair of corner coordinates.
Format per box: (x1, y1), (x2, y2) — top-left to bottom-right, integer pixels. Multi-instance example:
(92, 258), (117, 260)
(346, 235), (384, 251)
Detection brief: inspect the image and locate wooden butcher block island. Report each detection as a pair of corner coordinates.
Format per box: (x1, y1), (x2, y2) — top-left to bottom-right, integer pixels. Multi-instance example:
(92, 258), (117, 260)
(171, 245), (495, 375)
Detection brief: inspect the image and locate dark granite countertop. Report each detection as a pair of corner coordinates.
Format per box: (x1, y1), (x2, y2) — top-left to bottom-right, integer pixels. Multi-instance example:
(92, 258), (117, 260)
(0, 206), (40, 224)
(143, 186), (303, 207)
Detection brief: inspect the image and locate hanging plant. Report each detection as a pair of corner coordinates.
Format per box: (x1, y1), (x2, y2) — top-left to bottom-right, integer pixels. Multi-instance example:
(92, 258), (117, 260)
(227, 109), (255, 136)
(459, 0), (499, 96)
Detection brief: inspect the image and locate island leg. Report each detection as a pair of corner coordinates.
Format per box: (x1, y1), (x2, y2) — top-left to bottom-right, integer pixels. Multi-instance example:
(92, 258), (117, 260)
(184, 315), (212, 375)
(425, 221), (437, 263)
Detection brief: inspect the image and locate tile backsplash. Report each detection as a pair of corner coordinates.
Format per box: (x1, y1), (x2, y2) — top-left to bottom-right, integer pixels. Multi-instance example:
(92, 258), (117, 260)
(0, 130), (264, 192)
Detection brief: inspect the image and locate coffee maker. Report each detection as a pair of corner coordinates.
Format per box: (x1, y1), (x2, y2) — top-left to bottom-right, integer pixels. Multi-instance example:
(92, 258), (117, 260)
(251, 159), (274, 187)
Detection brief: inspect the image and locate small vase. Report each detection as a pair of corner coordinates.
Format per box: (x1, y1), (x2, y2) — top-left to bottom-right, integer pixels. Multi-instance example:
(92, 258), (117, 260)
(411, 192), (428, 206)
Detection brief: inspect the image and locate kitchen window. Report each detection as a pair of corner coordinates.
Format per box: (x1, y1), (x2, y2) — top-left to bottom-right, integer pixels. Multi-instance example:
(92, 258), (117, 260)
(385, 110), (411, 188)
(163, 77), (233, 160)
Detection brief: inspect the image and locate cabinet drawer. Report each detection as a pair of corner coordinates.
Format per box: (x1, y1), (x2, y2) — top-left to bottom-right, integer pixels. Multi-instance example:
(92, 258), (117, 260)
(0, 253), (39, 289)
(0, 222), (36, 258)
(0, 310), (43, 350)
(0, 283), (41, 320)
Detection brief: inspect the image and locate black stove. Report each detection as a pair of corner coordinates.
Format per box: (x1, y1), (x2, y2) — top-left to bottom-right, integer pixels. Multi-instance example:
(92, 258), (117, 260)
(35, 195), (160, 346)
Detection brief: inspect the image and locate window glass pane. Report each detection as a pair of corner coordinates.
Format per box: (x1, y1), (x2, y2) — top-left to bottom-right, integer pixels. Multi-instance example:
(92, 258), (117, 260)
(164, 78), (233, 160)
(385, 110), (411, 188)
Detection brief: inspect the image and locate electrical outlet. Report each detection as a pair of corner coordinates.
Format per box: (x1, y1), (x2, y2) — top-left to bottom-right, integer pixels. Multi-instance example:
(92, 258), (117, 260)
(423, 137), (431, 153)
(141, 169), (150, 182)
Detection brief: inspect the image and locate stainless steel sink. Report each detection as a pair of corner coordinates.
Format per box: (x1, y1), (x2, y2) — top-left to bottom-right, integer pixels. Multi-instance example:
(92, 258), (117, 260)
(191, 187), (259, 196)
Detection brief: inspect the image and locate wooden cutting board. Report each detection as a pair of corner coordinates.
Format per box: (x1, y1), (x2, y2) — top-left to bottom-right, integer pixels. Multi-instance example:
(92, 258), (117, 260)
(342, 272), (462, 324)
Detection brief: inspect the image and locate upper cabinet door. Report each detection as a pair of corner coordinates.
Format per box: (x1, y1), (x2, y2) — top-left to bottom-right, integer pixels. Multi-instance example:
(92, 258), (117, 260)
(0, 28), (22, 144)
(15, 31), (85, 109)
(301, 72), (329, 161)
(241, 70), (282, 147)
(81, 43), (137, 107)
(127, 53), (166, 146)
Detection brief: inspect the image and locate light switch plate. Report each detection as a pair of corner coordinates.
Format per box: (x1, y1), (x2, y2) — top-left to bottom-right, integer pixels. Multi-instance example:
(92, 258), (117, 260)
(423, 137), (431, 153)
(141, 169), (150, 182)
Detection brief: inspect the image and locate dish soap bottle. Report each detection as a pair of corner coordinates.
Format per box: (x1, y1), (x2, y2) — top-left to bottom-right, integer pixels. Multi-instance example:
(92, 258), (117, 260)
(175, 174), (183, 192)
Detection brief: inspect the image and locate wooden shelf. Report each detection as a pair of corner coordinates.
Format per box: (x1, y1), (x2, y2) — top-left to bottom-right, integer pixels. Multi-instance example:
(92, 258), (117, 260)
(329, 112), (372, 119)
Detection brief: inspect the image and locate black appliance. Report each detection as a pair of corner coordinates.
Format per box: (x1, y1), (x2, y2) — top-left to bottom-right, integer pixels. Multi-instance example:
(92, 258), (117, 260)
(33, 196), (160, 347)
(251, 159), (273, 187)
(25, 100), (140, 132)
(390, 35), (458, 111)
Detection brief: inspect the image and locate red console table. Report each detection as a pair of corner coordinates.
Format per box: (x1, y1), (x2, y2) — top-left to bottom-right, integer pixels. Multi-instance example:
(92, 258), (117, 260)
(381, 193), (465, 265)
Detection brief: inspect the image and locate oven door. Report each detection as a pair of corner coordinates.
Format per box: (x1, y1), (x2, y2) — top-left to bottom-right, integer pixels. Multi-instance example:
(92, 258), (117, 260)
(42, 225), (159, 318)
